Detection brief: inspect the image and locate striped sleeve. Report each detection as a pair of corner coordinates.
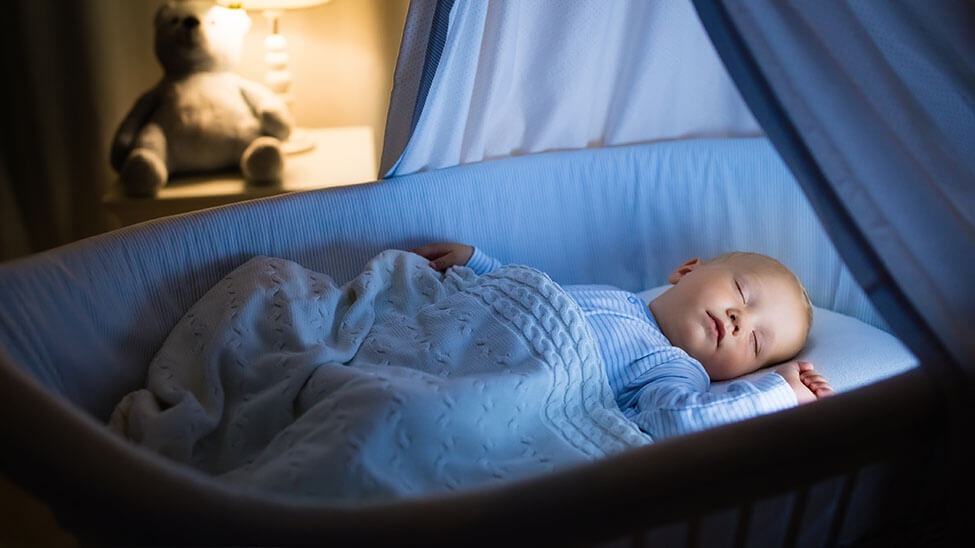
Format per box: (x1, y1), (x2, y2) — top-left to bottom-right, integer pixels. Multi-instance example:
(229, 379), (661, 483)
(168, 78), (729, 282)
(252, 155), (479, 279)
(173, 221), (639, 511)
(465, 247), (503, 275)
(627, 355), (797, 440)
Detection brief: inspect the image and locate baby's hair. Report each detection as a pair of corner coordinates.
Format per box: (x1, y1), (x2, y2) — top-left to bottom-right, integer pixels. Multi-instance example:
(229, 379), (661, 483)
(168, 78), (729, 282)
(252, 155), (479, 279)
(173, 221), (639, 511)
(706, 251), (814, 342)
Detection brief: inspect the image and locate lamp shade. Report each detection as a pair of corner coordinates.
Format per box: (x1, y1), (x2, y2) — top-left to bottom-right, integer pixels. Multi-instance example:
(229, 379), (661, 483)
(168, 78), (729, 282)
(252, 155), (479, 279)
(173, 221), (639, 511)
(217, 0), (329, 10)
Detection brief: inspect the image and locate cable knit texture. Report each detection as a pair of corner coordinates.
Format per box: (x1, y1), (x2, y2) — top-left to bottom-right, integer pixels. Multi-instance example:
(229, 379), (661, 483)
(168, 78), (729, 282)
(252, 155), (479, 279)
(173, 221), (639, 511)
(110, 250), (649, 500)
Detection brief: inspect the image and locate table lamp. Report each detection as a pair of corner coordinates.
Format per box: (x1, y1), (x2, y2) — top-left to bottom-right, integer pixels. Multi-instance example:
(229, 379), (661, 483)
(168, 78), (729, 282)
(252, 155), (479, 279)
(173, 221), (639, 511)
(218, 0), (331, 154)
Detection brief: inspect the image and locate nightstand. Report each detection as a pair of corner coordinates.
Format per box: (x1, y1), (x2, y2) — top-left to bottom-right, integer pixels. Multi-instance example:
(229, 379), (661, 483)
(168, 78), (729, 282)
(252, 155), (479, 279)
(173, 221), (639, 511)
(102, 126), (377, 226)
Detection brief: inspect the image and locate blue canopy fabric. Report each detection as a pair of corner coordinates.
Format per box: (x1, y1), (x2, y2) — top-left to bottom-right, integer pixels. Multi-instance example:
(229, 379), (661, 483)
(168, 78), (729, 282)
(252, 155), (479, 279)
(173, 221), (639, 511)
(692, 0), (974, 371)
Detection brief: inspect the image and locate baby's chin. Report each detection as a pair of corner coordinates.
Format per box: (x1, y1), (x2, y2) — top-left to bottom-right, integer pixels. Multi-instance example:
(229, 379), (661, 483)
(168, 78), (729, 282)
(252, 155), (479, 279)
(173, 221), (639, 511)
(698, 357), (758, 381)
(680, 338), (721, 373)
(673, 328), (753, 379)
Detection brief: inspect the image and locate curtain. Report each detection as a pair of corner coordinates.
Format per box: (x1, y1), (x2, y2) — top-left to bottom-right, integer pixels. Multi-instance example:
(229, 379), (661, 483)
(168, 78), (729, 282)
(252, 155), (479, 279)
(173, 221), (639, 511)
(0, 0), (161, 262)
(0, 156), (31, 260)
(694, 0), (975, 368)
(0, 0), (114, 261)
(384, 0), (761, 176)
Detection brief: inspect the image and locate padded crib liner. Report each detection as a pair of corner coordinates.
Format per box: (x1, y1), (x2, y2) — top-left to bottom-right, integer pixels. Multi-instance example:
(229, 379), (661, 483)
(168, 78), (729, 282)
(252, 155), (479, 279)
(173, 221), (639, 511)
(0, 137), (881, 419)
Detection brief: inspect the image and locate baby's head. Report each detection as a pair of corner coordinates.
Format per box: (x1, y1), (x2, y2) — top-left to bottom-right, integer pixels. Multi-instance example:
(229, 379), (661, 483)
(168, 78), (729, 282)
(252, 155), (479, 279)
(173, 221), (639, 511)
(649, 252), (812, 380)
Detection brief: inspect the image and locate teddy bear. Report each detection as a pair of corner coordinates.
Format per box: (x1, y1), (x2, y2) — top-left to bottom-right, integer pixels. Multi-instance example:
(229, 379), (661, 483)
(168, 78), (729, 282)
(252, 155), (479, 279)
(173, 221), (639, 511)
(110, 0), (293, 197)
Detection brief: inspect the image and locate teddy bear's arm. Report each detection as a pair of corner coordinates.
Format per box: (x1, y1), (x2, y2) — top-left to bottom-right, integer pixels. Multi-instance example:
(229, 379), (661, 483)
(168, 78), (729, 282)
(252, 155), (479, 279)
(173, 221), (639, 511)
(110, 86), (162, 171)
(237, 78), (294, 141)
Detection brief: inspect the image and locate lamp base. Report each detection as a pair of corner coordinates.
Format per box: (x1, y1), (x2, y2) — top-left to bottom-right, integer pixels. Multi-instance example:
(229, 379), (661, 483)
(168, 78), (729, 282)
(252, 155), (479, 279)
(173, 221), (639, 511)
(282, 127), (316, 155)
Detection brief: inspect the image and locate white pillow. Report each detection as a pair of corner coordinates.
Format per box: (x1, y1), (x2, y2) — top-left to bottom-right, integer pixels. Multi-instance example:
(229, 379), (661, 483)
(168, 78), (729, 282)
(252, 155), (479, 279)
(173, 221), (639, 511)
(636, 286), (918, 393)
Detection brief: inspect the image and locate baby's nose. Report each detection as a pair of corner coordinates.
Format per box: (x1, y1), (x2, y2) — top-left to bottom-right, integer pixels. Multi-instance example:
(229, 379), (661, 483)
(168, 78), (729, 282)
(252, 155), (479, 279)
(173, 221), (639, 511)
(728, 310), (744, 334)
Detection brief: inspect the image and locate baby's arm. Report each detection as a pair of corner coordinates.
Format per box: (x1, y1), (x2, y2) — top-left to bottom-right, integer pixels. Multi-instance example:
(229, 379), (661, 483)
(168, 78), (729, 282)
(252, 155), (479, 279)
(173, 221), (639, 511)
(410, 242), (473, 271)
(628, 356), (797, 440)
(774, 361), (835, 405)
(410, 242), (502, 274)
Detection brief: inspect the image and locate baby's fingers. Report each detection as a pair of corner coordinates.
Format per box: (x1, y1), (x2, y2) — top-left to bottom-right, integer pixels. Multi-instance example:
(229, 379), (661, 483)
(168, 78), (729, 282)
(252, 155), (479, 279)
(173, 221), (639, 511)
(410, 243), (450, 259)
(800, 373), (834, 397)
(427, 253), (457, 271)
(799, 371), (822, 385)
(804, 377), (829, 390)
(812, 384), (835, 398)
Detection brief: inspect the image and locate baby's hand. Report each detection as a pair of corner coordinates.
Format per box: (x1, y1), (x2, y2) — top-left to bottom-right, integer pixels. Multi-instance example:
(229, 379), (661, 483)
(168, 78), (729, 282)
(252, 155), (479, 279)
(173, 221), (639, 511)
(774, 361), (834, 405)
(410, 242), (474, 272)
(798, 361), (835, 399)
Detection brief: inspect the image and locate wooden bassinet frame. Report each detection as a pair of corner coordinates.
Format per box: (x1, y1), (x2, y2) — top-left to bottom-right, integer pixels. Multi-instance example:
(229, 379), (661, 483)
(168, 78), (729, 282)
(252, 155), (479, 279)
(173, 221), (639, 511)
(0, 344), (961, 546)
(0, 161), (968, 545)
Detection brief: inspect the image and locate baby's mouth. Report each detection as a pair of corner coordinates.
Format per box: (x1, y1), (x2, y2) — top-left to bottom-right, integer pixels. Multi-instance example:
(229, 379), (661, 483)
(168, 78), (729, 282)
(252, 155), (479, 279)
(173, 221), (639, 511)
(707, 311), (725, 345)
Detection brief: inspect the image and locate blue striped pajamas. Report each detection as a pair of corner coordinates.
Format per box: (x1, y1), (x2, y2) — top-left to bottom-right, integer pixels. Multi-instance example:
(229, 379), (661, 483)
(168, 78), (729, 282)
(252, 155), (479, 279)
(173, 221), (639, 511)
(466, 248), (796, 440)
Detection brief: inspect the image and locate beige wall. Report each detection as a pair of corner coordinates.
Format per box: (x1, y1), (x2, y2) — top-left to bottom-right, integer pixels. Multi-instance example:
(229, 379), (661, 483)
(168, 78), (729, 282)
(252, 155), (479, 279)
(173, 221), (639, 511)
(91, 0), (409, 173)
(238, 0), (408, 149)
(236, 0), (410, 168)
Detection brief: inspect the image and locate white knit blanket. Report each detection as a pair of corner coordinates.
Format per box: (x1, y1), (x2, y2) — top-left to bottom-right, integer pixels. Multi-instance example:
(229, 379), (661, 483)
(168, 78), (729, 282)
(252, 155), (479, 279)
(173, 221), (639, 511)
(110, 251), (649, 501)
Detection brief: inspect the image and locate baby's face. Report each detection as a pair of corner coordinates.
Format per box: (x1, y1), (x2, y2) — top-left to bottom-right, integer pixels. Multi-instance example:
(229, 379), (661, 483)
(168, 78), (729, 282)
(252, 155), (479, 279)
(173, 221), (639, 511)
(650, 255), (808, 380)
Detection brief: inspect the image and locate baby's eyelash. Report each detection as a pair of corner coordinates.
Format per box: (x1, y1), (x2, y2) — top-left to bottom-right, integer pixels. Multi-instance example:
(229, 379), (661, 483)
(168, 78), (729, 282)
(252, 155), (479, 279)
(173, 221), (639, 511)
(736, 280), (745, 303)
(752, 332), (759, 356)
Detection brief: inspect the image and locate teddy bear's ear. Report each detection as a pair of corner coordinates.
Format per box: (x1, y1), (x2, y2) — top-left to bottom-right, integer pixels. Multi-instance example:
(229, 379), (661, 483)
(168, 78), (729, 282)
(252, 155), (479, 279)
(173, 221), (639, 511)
(154, 2), (176, 28)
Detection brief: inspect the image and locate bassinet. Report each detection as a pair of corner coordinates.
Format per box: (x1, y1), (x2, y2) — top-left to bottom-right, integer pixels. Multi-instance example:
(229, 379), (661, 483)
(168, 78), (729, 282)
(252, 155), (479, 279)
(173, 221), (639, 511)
(1, 0), (971, 546)
(0, 138), (954, 546)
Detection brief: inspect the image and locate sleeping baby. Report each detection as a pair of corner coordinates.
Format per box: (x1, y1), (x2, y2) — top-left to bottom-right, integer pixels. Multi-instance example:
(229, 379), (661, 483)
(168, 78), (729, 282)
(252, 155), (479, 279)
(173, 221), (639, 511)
(111, 242), (837, 498)
(412, 242), (834, 440)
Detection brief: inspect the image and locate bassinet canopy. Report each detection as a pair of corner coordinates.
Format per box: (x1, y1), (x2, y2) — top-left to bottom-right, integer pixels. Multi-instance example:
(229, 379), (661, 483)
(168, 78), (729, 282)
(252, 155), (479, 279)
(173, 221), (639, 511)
(383, 0), (974, 375)
(381, 0), (762, 175)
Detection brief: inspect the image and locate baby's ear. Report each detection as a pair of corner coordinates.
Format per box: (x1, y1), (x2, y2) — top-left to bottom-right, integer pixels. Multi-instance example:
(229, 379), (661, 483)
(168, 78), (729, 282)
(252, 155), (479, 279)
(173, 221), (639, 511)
(668, 258), (702, 284)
